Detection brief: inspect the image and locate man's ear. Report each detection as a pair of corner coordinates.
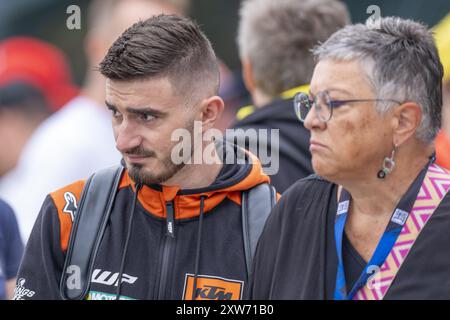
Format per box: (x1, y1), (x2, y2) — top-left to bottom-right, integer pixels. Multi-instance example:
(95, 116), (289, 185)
(242, 58), (256, 93)
(200, 95), (225, 132)
(392, 102), (422, 146)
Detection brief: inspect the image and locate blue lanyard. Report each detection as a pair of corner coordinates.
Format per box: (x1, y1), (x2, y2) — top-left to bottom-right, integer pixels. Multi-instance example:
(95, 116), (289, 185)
(333, 162), (430, 300)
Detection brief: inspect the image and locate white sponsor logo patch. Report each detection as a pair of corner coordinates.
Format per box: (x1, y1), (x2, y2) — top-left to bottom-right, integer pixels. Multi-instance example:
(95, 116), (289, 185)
(91, 269), (138, 287)
(86, 291), (135, 300)
(13, 278), (36, 300)
(63, 192), (78, 222)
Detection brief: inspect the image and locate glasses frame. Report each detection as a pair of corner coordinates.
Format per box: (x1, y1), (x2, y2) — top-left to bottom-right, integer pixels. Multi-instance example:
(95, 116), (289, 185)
(294, 91), (402, 123)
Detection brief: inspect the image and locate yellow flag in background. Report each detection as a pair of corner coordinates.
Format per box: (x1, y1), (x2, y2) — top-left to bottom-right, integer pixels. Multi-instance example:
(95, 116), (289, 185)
(434, 13), (450, 83)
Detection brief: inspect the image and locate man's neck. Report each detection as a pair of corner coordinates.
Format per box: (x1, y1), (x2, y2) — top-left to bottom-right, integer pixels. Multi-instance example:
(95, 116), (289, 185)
(251, 88), (273, 108)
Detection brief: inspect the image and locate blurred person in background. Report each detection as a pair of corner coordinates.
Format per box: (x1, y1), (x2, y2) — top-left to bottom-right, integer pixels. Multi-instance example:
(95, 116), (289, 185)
(0, 83), (50, 179)
(214, 63), (243, 131)
(0, 198), (23, 300)
(0, 37), (78, 113)
(230, 0), (350, 193)
(434, 12), (450, 170)
(0, 0), (185, 242)
(0, 37), (78, 240)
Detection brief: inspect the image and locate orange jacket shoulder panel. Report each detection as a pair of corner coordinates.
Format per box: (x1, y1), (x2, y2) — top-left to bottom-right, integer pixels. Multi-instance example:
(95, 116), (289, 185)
(49, 180), (85, 252)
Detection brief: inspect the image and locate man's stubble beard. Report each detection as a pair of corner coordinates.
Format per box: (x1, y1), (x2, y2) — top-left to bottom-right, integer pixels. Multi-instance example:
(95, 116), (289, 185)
(127, 119), (196, 186)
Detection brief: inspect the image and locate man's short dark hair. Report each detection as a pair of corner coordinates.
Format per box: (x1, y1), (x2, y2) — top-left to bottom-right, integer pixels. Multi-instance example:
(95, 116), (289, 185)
(99, 14), (219, 101)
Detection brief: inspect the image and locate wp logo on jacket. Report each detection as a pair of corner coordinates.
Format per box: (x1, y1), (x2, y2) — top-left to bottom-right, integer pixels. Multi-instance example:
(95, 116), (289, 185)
(91, 269), (138, 287)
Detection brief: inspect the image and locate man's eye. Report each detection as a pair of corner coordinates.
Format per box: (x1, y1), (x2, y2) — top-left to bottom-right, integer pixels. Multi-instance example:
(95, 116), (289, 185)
(110, 109), (121, 117)
(141, 114), (155, 121)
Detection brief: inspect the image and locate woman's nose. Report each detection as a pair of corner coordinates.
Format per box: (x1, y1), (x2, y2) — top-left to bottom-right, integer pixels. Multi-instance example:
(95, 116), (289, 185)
(303, 104), (326, 131)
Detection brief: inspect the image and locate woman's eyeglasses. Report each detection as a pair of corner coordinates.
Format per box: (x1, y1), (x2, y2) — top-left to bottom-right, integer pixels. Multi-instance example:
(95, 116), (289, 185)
(293, 91), (401, 123)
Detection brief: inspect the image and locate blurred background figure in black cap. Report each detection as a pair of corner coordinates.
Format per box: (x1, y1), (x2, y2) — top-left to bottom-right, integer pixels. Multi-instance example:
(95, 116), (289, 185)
(0, 36), (78, 112)
(0, 82), (50, 178)
(0, 37), (78, 178)
(0, 36), (78, 241)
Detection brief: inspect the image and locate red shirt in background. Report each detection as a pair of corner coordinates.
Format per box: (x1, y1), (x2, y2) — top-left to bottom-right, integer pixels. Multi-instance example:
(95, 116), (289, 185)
(436, 130), (450, 170)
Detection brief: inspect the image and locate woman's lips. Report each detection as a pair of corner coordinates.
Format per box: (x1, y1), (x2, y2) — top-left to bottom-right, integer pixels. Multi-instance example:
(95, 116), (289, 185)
(309, 140), (328, 152)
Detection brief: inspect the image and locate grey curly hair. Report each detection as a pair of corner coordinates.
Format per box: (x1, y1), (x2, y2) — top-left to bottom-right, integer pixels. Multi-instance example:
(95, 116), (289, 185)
(313, 17), (444, 143)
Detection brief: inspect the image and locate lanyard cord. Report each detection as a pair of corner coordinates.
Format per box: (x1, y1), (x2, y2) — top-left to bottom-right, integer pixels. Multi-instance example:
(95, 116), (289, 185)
(115, 183), (142, 300)
(333, 159), (432, 300)
(192, 195), (207, 300)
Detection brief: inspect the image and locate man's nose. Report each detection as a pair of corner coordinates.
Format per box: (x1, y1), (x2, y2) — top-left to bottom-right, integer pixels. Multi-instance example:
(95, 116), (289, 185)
(115, 120), (143, 152)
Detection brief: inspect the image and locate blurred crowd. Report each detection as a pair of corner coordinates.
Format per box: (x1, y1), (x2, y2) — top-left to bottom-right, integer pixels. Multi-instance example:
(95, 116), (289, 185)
(0, 0), (449, 300)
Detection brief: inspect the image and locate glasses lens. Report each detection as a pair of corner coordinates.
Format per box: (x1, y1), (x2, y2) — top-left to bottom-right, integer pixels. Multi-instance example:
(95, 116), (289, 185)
(316, 91), (332, 122)
(293, 92), (310, 122)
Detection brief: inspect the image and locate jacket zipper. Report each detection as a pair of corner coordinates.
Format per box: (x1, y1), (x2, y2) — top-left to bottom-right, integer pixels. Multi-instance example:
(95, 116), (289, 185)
(155, 201), (176, 299)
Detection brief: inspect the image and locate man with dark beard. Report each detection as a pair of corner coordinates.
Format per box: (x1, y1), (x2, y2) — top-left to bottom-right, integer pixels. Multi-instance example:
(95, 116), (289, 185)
(15, 15), (275, 300)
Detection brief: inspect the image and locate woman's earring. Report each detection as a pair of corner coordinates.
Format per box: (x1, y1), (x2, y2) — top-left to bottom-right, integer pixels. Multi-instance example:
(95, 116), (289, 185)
(377, 148), (396, 179)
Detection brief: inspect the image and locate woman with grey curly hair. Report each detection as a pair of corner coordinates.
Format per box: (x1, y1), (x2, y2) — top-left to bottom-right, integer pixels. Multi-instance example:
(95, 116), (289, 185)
(250, 16), (450, 300)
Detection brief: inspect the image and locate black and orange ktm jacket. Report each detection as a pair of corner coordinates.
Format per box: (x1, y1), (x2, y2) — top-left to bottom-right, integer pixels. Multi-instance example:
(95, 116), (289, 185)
(15, 148), (272, 300)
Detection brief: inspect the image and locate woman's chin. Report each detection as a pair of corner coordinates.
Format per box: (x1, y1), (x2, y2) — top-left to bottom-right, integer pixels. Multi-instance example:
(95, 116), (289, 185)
(312, 159), (338, 181)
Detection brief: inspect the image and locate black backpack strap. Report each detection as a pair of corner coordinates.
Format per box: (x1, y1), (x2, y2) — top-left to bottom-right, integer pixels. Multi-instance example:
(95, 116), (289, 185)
(60, 165), (124, 300)
(241, 183), (277, 279)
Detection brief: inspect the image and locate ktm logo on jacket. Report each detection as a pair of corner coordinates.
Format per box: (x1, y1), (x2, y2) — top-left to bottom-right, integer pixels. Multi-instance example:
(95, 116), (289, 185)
(183, 274), (243, 300)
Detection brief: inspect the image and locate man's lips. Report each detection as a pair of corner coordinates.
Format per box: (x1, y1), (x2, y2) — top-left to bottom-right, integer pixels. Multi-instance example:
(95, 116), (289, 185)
(125, 154), (152, 162)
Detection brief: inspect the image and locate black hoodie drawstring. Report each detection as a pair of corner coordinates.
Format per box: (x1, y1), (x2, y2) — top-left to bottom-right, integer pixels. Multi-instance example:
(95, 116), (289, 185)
(115, 183), (142, 300)
(192, 195), (207, 300)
